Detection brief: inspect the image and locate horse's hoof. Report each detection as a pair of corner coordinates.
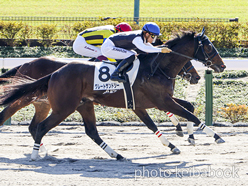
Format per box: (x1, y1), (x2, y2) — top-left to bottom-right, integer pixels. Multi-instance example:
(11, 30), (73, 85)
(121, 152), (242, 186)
(30, 156), (37, 161)
(188, 137), (195, 146)
(31, 149), (39, 161)
(176, 130), (184, 137)
(116, 154), (126, 161)
(171, 147), (180, 154)
(215, 138), (225, 144)
(40, 144), (47, 153)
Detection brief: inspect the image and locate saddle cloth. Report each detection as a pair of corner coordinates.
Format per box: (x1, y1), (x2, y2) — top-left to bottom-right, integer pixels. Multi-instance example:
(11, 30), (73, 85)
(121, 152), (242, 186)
(93, 58), (140, 91)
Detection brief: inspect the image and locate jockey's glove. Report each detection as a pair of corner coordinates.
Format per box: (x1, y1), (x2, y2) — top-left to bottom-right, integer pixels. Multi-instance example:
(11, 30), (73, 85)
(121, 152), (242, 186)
(161, 47), (172, 53)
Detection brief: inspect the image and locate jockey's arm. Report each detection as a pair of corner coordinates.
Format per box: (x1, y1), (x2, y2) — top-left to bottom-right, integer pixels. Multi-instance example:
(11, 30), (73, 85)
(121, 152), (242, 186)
(132, 37), (162, 53)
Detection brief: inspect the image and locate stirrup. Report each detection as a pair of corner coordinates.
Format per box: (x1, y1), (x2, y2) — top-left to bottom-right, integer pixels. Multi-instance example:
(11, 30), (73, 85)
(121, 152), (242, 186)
(110, 74), (126, 83)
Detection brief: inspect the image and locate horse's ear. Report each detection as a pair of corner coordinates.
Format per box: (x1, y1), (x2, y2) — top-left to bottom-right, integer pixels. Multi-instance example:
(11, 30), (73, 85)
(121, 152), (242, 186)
(200, 27), (206, 38)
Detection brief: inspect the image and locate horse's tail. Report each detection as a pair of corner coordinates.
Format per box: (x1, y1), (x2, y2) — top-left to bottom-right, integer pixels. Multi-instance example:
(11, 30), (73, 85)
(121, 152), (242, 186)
(0, 65), (22, 84)
(0, 74), (51, 106)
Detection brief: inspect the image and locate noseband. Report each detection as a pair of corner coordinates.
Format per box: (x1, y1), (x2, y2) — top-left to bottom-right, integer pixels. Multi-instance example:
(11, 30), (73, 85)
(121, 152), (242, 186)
(178, 61), (194, 80)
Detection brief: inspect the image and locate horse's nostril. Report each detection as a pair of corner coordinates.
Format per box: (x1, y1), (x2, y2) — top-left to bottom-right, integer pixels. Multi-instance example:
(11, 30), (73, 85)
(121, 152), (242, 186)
(196, 76), (200, 80)
(221, 65), (226, 68)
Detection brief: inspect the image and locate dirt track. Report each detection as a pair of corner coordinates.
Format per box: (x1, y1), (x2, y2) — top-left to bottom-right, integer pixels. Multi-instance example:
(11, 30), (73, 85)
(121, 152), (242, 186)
(0, 125), (247, 186)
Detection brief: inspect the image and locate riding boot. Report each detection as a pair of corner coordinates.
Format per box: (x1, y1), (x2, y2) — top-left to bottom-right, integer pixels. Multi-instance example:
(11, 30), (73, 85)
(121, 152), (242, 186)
(88, 57), (96, 61)
(94, 55), (108, 62)
(110, 55), (135, 83)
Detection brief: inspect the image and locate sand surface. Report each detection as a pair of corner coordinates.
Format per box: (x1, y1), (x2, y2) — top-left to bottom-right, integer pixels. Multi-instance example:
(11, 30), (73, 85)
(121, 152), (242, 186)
(0, 124), (247, 186)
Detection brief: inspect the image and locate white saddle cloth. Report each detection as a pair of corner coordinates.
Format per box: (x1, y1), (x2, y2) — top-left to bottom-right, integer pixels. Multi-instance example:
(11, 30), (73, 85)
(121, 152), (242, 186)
(93, 59), (140, 90)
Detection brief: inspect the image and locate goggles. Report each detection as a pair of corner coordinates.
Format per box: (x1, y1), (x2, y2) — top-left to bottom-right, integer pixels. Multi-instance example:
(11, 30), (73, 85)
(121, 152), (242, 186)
(149, 33), (157, 43)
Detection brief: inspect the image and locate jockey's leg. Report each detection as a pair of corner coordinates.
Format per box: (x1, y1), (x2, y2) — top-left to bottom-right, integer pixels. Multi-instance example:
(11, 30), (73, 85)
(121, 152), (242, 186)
(101, 38), (136, 82)
(73, 35), (102, 58)
(110, 54), (135, 83)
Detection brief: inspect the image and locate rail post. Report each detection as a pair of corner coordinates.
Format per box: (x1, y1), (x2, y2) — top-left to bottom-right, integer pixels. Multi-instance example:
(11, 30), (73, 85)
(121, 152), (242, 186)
(229, 17), (239, 22)
(134, 0), (140, 24)
(205, 70), (213, 126)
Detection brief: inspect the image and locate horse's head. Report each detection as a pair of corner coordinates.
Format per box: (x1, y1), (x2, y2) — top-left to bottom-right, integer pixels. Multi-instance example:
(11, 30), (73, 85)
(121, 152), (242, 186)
(194, 28), (226, 73)
(178, 60), (201, 84)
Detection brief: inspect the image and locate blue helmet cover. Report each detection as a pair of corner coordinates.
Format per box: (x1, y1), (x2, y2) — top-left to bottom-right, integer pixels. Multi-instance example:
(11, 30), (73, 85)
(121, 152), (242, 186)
(142, 22), (161, 36)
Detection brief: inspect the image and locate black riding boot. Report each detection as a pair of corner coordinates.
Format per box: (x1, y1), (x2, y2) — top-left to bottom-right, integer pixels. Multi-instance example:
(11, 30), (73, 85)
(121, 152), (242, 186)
(110, 55), (135, 83)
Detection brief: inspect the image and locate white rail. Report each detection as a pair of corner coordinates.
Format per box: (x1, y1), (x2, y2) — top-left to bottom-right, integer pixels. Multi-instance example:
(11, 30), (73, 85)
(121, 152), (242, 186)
(0, 58), (247, 70)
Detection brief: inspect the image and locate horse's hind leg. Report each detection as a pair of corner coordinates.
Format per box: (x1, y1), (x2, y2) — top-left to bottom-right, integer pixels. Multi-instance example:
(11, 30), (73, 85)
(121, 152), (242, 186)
(30, 82), (81, 160)
(133, 109), (180, 154)
(31, 109), (75, 160)
(0, 98), (33, 126)
(77, 101), (125, 160)
(29, 101), (51, 139)
(29, 101), (51, 152)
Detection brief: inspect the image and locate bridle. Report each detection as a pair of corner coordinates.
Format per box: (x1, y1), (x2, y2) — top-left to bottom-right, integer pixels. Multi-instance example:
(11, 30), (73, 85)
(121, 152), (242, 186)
(178, 61), (194, 81)
(193, 34), (219, 67)
(149, 29), (219, 80)
(171, 34), (218, 67)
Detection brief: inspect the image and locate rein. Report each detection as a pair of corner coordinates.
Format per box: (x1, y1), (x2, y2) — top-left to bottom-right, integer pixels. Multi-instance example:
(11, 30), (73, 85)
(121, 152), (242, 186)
(148, 34), (218, 80)
(148, 55), (177, 80)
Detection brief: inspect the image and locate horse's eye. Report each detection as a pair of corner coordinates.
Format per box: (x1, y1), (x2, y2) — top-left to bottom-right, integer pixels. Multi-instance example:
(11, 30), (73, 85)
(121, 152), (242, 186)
(205, 44), (212, 52)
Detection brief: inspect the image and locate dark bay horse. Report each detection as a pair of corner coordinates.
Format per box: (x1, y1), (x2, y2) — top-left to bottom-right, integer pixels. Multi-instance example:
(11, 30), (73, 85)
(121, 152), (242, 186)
(0, 29), (226, 161)
(0, 57), (200, 137)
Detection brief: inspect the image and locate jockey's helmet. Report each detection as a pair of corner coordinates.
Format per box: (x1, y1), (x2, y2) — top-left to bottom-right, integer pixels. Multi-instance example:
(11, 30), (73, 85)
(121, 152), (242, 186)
(142, 22), (161, 36)
(115, 22), (132, 32)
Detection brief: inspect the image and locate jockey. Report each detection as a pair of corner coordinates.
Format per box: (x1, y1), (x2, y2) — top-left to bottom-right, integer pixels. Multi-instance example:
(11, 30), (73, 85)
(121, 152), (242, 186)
(73, 22), (132, 61)
(101, 22), (172, 83)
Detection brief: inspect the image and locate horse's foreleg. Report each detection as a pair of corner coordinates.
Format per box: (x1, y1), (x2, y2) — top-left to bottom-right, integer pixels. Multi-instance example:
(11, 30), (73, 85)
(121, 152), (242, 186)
(133, 109), (180, 154)
(77, 101), (124, 160)
(173, 98), (196, 144)
(165, 111), (184, 137)
(173, 97), (224, 144)
(162, 97), (225, 145)
(198, 123), (225, 144)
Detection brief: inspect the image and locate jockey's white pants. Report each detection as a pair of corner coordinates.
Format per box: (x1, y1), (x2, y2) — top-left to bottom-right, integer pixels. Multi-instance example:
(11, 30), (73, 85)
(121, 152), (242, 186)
(101, 39), (136, 60)
(73, 36), (102, 58)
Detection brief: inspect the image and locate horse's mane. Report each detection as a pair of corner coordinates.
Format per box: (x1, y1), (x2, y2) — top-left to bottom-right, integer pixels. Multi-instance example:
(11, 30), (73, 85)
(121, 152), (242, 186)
(165, 31), (196, 48)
